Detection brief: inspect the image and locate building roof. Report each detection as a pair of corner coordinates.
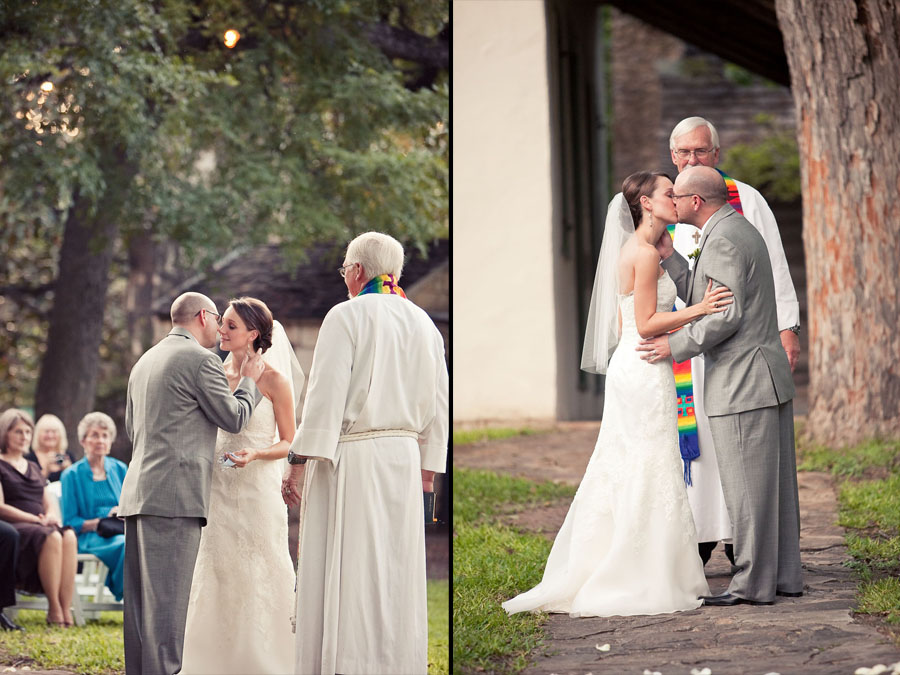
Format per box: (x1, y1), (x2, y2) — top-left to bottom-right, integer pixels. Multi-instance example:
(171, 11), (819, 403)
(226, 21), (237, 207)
(604, 0), (788, 86)
(152, 238), (449, 321)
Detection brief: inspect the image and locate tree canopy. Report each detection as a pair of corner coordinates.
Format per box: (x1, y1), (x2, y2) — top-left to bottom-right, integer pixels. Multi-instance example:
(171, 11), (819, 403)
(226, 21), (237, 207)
(0, 0), (448, 445)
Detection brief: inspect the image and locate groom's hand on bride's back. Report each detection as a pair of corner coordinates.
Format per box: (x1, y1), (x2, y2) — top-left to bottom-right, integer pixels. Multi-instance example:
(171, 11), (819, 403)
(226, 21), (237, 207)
(240, 346), (266, 383)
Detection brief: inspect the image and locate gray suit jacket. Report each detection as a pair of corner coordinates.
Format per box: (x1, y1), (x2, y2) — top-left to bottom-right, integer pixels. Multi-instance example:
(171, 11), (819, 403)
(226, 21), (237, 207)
(119, 327), (262, 522)
(662, 204), (794, 416)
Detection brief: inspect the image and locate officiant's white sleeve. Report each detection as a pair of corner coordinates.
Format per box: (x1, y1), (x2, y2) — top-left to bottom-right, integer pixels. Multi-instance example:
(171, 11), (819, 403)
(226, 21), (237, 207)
(418, 328), (449, 474)
(289, 308), (353, 465)
(736, 180), (800, 330)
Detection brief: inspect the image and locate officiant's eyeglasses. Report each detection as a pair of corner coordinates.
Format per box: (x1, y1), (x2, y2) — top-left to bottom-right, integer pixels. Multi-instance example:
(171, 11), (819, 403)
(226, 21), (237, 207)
(196, 309), (223, 327)
(338, 262), (358, 278)
(673, 148), (714, 159)
(672, 193), (707, 202)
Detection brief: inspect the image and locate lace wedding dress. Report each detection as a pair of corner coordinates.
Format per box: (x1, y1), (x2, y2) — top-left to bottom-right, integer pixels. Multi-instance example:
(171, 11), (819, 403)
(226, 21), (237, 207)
(503, 272), (710, 617)
(181, 396), (296, 674)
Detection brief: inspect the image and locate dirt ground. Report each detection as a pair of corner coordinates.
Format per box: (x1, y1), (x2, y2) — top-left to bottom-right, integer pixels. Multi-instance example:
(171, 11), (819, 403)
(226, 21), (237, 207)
(455, 421), (900, 674)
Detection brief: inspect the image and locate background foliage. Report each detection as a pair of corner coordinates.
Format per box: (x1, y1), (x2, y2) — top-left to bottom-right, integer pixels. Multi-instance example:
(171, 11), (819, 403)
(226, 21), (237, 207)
(719, 113), (801, 202)
(0, 0), (448, 440)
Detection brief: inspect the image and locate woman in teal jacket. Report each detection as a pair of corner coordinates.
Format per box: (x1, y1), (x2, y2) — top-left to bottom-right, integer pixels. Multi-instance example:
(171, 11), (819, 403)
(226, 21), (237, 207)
(61, 412), (127, 601)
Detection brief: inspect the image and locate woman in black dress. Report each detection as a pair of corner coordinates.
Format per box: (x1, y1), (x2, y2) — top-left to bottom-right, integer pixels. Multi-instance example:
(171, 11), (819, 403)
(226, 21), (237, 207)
(0, 409), (78, 627)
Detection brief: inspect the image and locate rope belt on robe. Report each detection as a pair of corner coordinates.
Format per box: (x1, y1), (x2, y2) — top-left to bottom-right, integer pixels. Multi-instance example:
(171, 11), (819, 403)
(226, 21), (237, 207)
(338, 429), (418, 442)
(667, 168), (743, 486)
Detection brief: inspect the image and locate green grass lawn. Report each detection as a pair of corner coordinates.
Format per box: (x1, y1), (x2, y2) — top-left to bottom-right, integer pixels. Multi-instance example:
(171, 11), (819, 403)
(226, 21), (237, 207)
(0, 610), (124, 675)
(1, 580), (450, 674)
(428, 578), (450, 674)
(796, 435), (900, 640)
(452, 426), (545, 447)
(453, 467), (576, 674)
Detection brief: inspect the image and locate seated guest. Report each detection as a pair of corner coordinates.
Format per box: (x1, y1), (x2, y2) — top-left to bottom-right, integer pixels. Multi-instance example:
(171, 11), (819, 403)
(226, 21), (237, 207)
(0, 408), (78, 627)
(0, 520), (24, 631)
(26, 414), (74, 483)
(61, 412), (127, 601)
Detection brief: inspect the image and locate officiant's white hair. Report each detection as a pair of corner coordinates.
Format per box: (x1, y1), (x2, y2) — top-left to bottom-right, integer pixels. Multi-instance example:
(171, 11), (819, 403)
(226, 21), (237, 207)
(669, 116), (721, 150)
(346, 232), (404, 281)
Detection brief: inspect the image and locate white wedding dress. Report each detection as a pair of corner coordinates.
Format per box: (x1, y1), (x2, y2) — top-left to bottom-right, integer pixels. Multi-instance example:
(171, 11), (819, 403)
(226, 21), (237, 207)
(181, 396), (296, 674)
(503, 271), (710, 617)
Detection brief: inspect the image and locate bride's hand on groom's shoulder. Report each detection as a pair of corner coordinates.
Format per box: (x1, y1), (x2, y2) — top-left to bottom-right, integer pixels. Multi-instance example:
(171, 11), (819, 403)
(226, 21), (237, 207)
(240, 345), (266, 383)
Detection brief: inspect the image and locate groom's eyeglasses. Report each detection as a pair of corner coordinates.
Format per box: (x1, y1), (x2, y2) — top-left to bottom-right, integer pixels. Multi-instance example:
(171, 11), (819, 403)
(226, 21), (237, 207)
(672, 193), (707, 203)
(195, 309), (223, 327)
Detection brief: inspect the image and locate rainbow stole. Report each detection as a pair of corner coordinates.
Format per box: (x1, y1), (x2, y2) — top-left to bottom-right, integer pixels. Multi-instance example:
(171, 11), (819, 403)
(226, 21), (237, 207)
(667, 224), (700, 485)
(717, 168), (743, 215)
(357, 274), (407, 298)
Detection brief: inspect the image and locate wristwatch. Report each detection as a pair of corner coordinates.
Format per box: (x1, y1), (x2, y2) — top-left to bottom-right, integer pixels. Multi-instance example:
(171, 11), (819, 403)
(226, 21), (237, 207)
(787, 325), (800, 335)
(286, 450), (307, 465)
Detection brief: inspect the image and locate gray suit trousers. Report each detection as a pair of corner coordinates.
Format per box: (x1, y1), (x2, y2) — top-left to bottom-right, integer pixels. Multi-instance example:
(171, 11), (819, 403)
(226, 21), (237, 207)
(707, 400), (802, 602)
(124, 515), (202, 675)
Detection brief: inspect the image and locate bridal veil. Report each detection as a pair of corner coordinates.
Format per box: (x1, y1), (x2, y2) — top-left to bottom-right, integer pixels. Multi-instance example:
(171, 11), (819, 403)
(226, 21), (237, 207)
(581, 192), (635, 374)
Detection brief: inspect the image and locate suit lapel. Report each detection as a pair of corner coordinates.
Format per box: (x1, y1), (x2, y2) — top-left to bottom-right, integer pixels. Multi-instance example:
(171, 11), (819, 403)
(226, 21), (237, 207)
(687, 204), (735, 302)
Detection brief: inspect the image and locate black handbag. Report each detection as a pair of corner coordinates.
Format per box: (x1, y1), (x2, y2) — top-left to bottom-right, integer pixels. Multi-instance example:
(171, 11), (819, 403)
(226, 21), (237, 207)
(96, 517), (125, 538)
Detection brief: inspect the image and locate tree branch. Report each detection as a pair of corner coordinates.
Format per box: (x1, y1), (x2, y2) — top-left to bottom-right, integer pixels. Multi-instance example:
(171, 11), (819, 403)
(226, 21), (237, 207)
(0, 282), (55, 297)
(363, 20), (448, 88)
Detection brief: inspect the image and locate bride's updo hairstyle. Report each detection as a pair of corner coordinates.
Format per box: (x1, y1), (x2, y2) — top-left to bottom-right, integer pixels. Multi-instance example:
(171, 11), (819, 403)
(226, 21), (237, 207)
(228, 297), (274, 354)
(622, 171), (670, 227)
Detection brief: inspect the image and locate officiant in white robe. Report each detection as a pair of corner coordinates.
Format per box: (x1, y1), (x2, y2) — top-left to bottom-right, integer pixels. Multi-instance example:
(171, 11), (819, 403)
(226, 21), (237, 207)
(282, 232), (449, 675)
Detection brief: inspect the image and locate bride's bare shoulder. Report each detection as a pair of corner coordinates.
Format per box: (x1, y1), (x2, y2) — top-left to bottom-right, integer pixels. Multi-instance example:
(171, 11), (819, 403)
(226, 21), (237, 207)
(634, 240), (661, 266)
(257, 365), (290, 401)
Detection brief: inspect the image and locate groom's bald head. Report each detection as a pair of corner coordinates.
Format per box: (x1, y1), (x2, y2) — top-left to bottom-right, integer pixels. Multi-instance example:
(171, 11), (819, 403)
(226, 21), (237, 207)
(675, 166), (727, 205)
(673, 166), (727, 227)
(170, 292), (216, 326)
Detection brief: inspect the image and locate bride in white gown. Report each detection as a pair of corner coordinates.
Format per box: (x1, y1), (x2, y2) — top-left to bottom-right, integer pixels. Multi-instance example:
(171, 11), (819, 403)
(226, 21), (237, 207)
(503, 171), (732, 617)
(181, 298), (305, 675)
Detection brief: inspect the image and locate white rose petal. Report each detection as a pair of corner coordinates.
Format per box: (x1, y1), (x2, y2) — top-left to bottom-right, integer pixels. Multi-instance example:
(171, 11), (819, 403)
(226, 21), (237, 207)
(690, 669), (712, 675)
(595, 643), (611, 652)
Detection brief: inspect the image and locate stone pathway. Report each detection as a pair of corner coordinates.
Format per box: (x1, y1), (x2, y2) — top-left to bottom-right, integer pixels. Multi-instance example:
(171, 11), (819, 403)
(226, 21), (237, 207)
(456, 423), (900, 675)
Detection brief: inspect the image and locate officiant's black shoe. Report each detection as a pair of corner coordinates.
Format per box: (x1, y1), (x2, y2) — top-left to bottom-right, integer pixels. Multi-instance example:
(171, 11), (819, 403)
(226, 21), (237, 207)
(0, 611), (24, 631)
(776, 590), (803, 597)
(702, 592), (774, 607)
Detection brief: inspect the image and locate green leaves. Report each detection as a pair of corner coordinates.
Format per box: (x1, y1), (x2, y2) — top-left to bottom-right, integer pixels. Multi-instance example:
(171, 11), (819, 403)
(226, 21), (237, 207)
(719, 113), (801, 203)
(0, 0), (448, 405)
(0, 0), (448, 257)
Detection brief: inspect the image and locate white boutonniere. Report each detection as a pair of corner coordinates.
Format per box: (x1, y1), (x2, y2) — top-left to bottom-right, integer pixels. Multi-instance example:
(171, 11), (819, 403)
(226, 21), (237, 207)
(688, 247), (700, 261)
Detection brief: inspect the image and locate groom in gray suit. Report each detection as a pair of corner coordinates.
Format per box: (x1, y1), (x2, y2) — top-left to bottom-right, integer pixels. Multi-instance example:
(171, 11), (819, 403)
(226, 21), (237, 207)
(119, 292), (265, 674)
(640, 166), (802, 605)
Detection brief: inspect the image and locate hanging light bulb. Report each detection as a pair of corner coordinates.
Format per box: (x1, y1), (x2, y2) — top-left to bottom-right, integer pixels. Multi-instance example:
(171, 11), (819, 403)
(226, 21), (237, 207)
(40, 81), (54, 93)
(224, 29), (240, 48)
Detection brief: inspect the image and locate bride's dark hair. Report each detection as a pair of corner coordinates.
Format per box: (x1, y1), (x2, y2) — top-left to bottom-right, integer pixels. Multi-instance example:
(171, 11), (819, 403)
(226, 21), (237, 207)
(228, 297), (273, 354)
(622, 171), (670, 227)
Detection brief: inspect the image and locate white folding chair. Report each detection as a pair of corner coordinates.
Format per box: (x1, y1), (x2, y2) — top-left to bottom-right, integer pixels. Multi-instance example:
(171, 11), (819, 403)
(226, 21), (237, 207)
(10, 553), (122, 626)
